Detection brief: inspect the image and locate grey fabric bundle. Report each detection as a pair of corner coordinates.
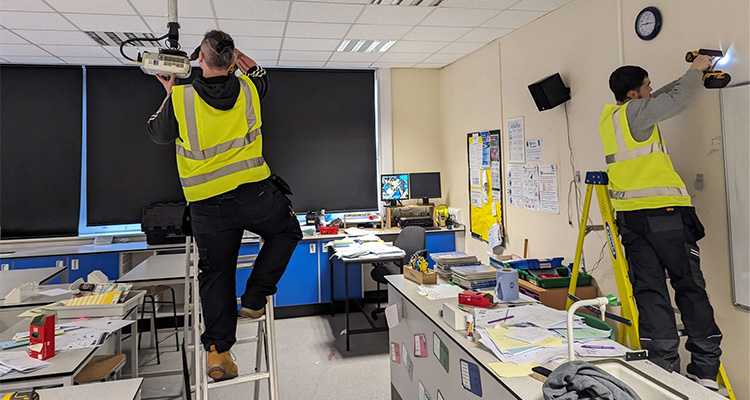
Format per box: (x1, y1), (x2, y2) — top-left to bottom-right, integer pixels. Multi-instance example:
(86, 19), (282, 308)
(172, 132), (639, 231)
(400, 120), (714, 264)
(542, 360), (642, 400)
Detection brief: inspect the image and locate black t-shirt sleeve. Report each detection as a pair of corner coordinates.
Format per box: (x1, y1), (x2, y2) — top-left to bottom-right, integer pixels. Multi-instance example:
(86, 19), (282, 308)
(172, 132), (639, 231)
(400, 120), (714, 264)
(147, 95), (179, 144)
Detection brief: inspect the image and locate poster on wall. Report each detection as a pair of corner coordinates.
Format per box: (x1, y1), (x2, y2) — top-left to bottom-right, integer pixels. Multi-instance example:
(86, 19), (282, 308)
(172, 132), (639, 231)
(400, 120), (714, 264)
(539, 164), (559, 213)
(526, 139), (543, 162)
(469, 134), (481, 169)
(507, 164), (523, 208)
(508, 117), (525, 163)
(467, 131), (505, 245)
(523, 164), (540, 211)
(481, 131), (491, 168)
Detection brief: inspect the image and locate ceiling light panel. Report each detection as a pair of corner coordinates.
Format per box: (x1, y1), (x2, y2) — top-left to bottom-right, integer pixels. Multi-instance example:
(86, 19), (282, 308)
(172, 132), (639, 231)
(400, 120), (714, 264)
(481, 10), (545, 29)
(419, 8), (500, 27)
(356, 5), (434, 25)
(0, 11), (76, 30)
(212, 0), (290, 20)
(368, 0), (443, 6)
(218, 20), (286, 37)
(337, 39), (395, 53)
(45, 0), (134, 15)
(289, 2), (365, 23)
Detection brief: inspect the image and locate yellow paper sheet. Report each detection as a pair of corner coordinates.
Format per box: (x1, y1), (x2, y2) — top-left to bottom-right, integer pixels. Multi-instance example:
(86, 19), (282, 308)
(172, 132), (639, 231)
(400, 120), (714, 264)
(489, 361), (539, 377)
(484, 327), (531, 350)
(535, 336), (565, 348)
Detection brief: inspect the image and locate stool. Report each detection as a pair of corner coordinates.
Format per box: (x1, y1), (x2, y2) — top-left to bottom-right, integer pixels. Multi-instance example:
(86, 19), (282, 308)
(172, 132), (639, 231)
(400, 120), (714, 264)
(74, 354), (126, 384)
(136, 285), (179, 365)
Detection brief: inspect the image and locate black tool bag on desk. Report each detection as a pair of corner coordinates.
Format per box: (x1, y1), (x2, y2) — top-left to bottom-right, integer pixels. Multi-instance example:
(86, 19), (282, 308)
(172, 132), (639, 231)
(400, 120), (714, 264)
(141, 202), (189, 245)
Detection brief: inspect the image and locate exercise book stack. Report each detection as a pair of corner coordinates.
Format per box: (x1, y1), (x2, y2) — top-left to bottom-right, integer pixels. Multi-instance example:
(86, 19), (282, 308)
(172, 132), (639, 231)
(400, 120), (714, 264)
(430, 251), (480, 281)
(451, 264), (498, 290)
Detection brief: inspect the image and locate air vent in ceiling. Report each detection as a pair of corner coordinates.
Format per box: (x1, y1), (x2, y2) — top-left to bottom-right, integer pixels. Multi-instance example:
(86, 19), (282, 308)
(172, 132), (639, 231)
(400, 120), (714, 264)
(85, 31), (161, 47)
(337, 39), (397, 52)
(369, 0), (443, 5)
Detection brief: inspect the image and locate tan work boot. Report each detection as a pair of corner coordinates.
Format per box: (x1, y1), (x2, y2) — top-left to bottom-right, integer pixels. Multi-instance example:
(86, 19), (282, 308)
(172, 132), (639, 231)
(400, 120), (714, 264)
(207, 345), (238, 382)
(238, 306), (265, 319)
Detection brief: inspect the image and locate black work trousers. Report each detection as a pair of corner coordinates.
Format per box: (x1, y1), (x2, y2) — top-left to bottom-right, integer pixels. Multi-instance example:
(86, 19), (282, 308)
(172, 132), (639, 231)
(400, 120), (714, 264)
(616, 206), (722, 379)
(190, 179), (302, 352)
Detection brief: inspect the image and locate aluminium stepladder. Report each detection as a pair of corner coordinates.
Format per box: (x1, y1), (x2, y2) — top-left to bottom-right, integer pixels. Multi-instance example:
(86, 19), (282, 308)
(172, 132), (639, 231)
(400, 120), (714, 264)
(566, 171), (735, 400)
(184, 235), (280, 400)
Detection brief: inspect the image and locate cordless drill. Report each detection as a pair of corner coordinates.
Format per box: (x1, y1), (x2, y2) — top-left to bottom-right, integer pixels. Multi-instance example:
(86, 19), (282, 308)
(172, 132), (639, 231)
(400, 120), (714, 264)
(2, 391), (39, 400)
(685, 49), (731, 89)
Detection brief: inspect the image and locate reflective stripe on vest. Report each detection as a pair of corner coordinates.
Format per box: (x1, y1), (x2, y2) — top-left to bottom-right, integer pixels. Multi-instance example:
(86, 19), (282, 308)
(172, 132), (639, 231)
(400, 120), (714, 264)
(179, 156), (266, 188)
(599, 102), (691, 211)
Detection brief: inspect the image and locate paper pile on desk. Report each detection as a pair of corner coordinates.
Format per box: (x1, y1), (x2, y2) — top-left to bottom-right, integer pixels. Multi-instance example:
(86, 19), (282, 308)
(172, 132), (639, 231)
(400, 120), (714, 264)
(335, 242), (405, 259)
(0, 351), (50, 376)
(417, 284), (463, 300)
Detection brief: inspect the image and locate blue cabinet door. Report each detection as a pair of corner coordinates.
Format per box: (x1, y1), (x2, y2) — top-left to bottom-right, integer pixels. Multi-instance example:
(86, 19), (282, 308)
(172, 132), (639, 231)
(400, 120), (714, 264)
(275, 241), (320, 307)
(235, 243), (260, 302)
(425, 232), (456, 269)
(70, 253), (120, 282)
(319, 240), (363, 302)
(12, 256), (68, 284)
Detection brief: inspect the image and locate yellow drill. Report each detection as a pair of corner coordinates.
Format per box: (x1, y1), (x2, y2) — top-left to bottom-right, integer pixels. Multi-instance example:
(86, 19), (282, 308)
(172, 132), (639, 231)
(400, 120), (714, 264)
(685, 49), (732, 88)
(2, 391), (39, 400)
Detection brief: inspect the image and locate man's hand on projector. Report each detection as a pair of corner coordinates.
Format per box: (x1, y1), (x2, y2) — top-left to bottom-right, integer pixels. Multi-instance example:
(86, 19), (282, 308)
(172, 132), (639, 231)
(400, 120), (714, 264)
(156, 73), (177, 94)
(689, 54), (713, 72)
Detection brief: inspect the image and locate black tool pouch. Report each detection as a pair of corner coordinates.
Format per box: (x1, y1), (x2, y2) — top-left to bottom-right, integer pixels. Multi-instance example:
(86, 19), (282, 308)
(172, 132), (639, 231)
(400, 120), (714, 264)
(268, 173), (293, 195)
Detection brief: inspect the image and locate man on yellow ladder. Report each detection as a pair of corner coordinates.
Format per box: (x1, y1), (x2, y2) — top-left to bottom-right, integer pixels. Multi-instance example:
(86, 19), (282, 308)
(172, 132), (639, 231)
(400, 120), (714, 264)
(599, 55), (723, 391)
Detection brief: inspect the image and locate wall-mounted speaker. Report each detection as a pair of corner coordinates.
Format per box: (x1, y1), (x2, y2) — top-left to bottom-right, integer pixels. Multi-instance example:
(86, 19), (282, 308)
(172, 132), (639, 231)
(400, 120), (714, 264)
(528, 73), (570, 111)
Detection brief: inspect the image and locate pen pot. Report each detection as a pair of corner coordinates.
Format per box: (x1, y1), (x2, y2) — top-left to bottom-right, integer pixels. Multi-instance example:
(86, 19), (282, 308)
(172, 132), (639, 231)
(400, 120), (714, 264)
(403, 266), (437, 284)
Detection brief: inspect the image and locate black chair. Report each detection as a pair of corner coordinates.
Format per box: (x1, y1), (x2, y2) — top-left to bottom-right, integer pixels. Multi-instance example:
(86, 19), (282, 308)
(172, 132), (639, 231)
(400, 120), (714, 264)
(370, 226), (427, 319)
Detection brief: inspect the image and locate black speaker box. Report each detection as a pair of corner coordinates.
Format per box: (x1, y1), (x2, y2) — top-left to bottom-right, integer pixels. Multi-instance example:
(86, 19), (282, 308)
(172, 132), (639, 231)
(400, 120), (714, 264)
(528, 73), (570, 111)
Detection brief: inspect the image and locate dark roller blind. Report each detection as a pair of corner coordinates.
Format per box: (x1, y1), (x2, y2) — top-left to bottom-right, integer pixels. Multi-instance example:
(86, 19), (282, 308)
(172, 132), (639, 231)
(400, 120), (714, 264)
(262, 68), (377, 213)
(0, 65), (83, 239)
(85, 66), (190, 226)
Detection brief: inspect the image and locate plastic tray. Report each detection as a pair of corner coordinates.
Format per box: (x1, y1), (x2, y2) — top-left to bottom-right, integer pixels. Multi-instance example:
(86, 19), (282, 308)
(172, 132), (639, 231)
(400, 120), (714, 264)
(49, 290), (145, 319)
(506, 257), (564, 270)
(518, 269), (591, 288)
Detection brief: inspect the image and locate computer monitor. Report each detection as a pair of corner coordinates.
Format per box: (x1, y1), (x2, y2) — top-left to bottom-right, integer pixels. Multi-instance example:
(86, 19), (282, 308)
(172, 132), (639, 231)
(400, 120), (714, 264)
(410, 172), (441, 204)
(381, 174), (409, 204)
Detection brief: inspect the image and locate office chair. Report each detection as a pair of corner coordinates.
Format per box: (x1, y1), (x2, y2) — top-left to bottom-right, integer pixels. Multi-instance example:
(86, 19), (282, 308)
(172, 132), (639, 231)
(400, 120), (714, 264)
(370, 226), (427, 320)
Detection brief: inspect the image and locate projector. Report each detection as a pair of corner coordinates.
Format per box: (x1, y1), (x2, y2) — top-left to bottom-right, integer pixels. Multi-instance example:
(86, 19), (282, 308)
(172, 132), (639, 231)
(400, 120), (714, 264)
(140, 49), (191, 79)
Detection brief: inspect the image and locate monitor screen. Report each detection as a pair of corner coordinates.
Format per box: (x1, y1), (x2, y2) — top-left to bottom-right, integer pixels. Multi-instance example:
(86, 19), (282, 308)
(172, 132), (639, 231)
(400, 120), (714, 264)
(410, 172), (441, 202)
(381, 174), (409, 201)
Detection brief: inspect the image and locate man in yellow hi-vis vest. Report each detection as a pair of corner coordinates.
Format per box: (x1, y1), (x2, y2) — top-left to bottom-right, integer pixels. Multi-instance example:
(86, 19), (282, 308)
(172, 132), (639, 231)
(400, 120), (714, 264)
(600, 55), (723, 391)
(147, 30), (302, 382)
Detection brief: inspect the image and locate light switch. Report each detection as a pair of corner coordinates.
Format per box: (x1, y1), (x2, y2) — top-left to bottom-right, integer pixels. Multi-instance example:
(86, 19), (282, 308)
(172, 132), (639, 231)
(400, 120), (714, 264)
(309, 243), (316, 254)
(71, 259), (79, 270)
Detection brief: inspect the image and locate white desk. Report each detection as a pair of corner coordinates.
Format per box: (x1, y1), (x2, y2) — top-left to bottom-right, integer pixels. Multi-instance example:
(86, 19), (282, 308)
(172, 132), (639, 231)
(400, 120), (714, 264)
(117, 254), (192, 285)
(0, 267), (67, 300)
(0, 283), (79, 332)
(386, 275), (725, 400)
(33, 377), (143, 400)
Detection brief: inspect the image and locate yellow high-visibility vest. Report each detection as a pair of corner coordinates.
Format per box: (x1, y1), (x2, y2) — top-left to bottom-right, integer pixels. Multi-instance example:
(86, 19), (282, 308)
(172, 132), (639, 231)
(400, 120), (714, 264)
(171, 75), (270, 202)
(599, 102), (691, 211)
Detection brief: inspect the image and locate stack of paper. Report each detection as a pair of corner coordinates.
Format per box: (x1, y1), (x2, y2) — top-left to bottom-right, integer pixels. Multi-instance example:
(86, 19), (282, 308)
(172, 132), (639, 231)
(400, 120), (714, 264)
(475, 326), (567, 365)
(430, 251), (480, 281)
(0, 351), (50, 376)
(451, 264), (498, 289)
(417, 284), (463, 300)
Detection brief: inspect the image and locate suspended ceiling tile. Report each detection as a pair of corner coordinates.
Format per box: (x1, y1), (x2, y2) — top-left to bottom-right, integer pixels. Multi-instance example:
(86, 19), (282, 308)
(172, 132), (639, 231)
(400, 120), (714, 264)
(439, 41), (485, 54)
(279, 50), (331, 61)
(0, 44), (50, 56)
(310, 0), (369, 3)
(1, 55), (64, 64)
(482, 10), (545, 29)
(233, 36), (284, 51)
(0, 31), (30, 44)
(277, 60), (327, 67)
(376, 52), (428, 63)
(0, 11), (77, 30)
(289, 2), (364, 24)
(421, 52), (463, 64)
(346, 24), (412, 40)
(401, 26), (471, 42)
(212, 0), (290, 21)
(371, 62), (416, 68)
(144, 17), (217, 35)
(456, 27), (512, 42)
(64, 14), (149, 32)
(282, 38), (340, 52)
(420, 8), (500, 27)
(15, 30), (97, 46)
(328, 51), (382, 62)
(130, 0), (214, 18)
(510, 0), (571, 12)
(254, 59), (278, 67)
(61, 56), (122, 65)
(41, 44), (111, 57)
(0, 0), (54, 12)
(355, 5), (434, 26)
(218, 20), (286, 37)
(285, 22), (350, 39)
(440, 0), (519, 9)
(387, 40), (450, 54)
(413, 62), (447, 68)
(324, 60), (373, 68)
(44, 0), (134, 15)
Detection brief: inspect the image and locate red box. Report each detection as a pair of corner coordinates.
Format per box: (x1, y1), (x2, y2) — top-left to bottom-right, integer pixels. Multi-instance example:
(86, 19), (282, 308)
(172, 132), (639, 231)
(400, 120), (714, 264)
(319, 226), (339, 234)
(458, 290), (495, 308)
(29, 314), (55, 360)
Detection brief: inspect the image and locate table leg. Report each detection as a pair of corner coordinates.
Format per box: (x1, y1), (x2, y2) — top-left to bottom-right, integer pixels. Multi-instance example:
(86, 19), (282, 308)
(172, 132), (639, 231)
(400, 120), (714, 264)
(131, 312), (139, 378)
(345, 261), (350, 351)
(330, 256), (335, 317)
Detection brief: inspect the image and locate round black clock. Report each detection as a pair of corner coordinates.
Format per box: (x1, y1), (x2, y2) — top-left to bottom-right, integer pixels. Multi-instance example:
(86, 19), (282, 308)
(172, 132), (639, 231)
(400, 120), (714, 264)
(635, 6), (662, 41)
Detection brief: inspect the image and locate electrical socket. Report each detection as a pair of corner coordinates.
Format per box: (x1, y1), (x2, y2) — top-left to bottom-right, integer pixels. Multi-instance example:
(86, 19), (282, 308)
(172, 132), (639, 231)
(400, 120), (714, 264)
(309, 243), (316, 254)
(71, 259), (79, 271)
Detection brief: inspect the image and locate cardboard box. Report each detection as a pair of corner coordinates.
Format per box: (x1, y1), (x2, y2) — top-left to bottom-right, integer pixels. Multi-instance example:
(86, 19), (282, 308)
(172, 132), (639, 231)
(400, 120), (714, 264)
(518, 279), (597, 310)
(29, 314), (55, 360)
(403, 266), (437, 285)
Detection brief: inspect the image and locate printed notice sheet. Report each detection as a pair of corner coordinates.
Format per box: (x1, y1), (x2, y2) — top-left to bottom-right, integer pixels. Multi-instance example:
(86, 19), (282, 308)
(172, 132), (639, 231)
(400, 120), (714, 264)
(470, 134), (482, 169)
(526, 139), (543, 162)
(507, 164), (523, 208)
(470, 168), (481, 187)
(481, 131), (491, 168)
(471, 188), (483, 208)
(539, 164), (559, 213)
(522, 164), (540, 211)
(508, 117), (525, 163)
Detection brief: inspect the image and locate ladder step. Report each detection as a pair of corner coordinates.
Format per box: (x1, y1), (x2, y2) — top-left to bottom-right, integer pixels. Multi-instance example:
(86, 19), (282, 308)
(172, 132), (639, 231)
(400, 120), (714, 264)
(205, 372), (271, 390)
(236, 335), (260, 345)
(238, 315), (266, 324)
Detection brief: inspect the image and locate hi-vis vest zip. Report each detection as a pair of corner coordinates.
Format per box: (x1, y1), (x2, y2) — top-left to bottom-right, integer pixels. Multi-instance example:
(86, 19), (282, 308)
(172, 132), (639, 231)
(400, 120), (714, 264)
(171, 75), (271, 202)
(599, 101), (691, 211)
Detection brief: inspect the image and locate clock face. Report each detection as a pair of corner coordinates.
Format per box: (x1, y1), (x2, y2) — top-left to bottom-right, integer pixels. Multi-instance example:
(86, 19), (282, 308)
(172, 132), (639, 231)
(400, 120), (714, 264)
(636, 7), (661, 40)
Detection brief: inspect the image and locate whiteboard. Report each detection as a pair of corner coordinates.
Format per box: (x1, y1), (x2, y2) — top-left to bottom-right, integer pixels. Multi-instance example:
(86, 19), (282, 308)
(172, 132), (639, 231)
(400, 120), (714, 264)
(720, 83), (750, 310)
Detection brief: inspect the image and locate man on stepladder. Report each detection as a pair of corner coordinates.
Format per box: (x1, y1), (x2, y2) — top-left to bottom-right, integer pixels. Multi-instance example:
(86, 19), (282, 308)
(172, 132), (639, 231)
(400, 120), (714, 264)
(147, 30), (302, 382)
(600, 54), (722, 391)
